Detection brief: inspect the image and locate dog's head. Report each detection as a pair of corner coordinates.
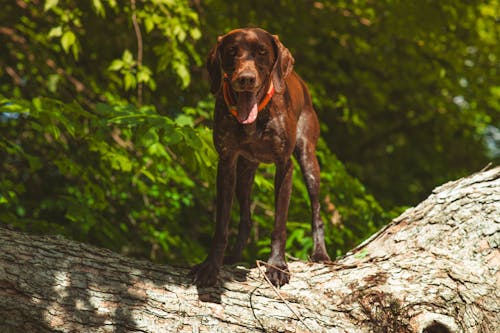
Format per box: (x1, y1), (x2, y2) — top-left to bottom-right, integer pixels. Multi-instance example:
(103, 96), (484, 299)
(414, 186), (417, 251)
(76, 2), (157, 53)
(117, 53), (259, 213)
(207, 28), (294, 124)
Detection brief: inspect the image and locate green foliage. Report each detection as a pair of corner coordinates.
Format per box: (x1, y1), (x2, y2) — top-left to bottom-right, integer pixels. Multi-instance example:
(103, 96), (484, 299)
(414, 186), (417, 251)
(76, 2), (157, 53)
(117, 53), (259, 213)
(0, 96), (215, 262)
(0, 0), (498, 264)
(1, 0), (200, 106)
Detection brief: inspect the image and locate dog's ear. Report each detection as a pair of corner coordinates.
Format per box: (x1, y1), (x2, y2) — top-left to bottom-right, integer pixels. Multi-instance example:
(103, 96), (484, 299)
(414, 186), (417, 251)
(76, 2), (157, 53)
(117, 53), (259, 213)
(206, 35), (224, 95)
(271, 35), (294, 94)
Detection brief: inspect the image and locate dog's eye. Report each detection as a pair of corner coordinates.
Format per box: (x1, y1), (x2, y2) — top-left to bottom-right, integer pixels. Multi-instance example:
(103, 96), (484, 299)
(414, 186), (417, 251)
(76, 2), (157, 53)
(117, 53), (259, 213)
(227, 47), (237, 56)
(257, 45), (267, 55)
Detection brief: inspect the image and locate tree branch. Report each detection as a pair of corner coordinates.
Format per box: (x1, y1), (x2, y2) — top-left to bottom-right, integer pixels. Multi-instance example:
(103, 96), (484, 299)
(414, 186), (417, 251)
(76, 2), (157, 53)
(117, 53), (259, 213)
(0, 166), (499, 332)
(130, 0), (143, 105)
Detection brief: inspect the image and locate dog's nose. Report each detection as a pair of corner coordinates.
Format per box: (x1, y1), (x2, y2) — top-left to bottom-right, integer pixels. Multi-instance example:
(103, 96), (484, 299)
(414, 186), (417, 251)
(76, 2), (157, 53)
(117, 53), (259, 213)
(237, 73), (256, 90)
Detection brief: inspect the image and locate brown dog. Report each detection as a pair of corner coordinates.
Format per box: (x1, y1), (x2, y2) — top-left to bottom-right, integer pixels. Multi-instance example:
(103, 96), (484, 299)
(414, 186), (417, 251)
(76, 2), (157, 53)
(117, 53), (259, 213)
(190, 28), (330, 287)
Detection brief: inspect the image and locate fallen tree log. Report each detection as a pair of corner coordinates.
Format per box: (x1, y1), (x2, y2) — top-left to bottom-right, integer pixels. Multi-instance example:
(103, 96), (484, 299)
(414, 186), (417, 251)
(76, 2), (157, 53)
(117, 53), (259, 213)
(0, 167), (499, 332)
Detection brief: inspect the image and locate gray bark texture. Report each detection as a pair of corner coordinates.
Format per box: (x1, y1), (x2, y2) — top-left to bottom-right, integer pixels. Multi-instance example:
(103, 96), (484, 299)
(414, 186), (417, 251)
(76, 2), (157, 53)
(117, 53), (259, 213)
(0, 167), (499, 333)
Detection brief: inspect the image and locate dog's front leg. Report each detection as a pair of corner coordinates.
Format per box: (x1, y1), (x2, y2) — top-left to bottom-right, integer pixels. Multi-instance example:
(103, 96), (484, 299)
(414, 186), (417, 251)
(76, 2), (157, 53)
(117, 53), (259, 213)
(224, 157), (259, 265)
(266, 158), (293, 287)
(190, 155), (237, 287)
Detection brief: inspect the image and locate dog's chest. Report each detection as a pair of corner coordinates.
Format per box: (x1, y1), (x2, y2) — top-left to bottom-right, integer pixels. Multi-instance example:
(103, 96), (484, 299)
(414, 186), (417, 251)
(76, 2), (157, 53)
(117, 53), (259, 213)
(235, 116), (295, 163)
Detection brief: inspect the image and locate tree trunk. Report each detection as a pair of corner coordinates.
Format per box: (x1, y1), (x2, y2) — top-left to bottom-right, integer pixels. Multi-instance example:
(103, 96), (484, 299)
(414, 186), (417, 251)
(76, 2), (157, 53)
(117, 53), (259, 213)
(1, 167), (499, 333)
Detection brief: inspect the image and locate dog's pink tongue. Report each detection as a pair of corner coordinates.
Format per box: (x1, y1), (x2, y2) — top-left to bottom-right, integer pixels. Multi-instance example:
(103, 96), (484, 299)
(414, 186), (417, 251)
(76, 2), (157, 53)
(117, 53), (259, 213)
(237, 92), (258, 124)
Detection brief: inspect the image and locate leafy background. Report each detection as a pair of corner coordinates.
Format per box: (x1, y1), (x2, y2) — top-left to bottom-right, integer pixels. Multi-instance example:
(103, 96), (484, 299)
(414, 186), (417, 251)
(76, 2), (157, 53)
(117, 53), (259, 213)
(1, 0), (498, 264)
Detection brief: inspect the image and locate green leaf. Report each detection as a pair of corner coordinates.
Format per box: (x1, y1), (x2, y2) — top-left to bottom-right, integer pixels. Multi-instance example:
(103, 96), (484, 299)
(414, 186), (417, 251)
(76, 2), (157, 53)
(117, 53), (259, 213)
(147, 142), (167, 157)
(124, 73), (136, 90)
(44, 0), (59, 11)
(92, 0), (105, 17)
(175, 114), (194, 127)
(140, 169), (156, 182)
(175, 63), (190, 88)
(145, 17), (154, 33)
(71, 40), (80, 60)
(122, 50), (134, 64)
(137, 67), (152, 83)
(61, 30), (76, 54)
(47, 74), (60, 93)
(147, 79), (157, 91)
(48, 26), (62, 38)
(190, 28), (201, 40)
(108, 152), (133, 171)
(108, 59), (124, 71)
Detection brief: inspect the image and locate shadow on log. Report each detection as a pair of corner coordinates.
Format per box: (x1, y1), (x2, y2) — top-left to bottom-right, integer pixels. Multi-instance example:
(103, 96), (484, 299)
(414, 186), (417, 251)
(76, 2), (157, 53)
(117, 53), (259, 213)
(1, 167), (499, 332)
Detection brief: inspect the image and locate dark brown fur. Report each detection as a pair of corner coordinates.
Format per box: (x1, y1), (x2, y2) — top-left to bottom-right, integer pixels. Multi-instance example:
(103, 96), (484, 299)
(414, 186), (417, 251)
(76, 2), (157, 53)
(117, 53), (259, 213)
(190, 28), (330, 287)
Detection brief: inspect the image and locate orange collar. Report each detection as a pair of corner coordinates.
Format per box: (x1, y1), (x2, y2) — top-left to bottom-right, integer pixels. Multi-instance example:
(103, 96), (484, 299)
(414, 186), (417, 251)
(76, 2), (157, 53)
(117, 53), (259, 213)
(222, 74), (275, 118)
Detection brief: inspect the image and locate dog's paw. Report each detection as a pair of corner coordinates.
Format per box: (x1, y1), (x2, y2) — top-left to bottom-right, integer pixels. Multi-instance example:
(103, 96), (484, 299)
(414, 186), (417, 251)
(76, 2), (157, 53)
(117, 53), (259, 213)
(310, 250), (331, 263)
(189, 260), (220, 287)
(265, 264), (290, 287)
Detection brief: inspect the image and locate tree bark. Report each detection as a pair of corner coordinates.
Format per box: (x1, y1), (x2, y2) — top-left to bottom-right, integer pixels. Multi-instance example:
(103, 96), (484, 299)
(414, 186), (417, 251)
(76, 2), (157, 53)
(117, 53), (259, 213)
(1, 167), (499, 333)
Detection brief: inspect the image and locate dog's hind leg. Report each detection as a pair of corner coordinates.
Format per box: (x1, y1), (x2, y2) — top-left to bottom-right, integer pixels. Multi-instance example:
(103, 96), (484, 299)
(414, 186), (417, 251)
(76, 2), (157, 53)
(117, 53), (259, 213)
(294, 114), (331, 263)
